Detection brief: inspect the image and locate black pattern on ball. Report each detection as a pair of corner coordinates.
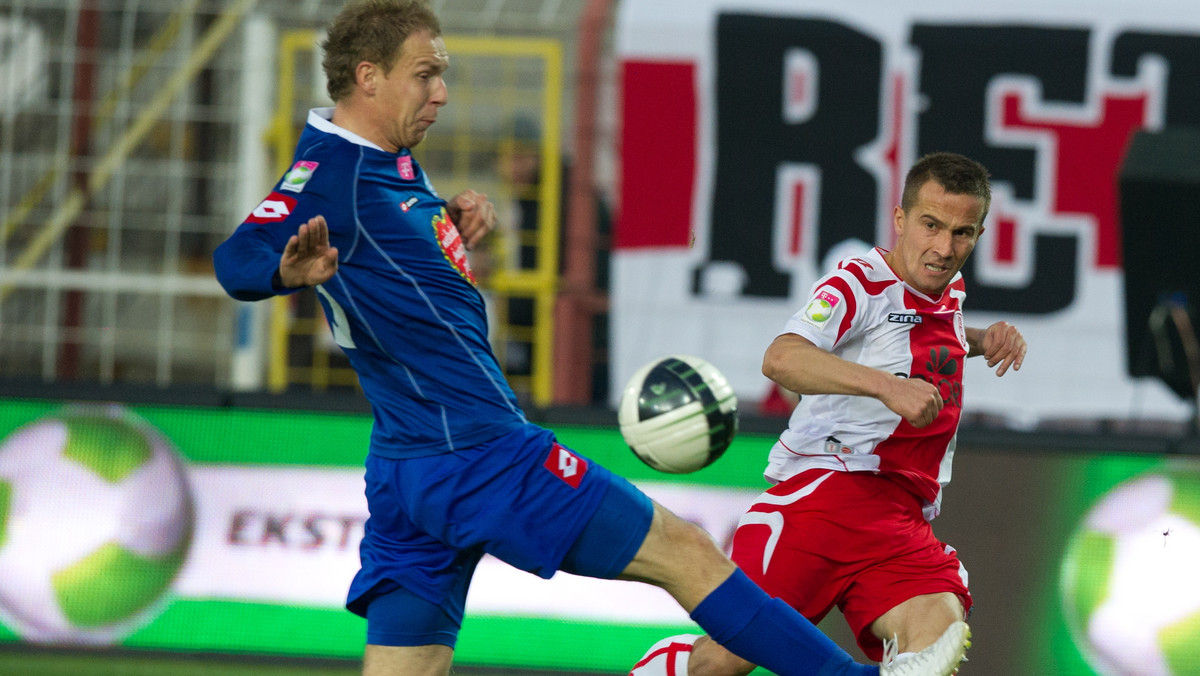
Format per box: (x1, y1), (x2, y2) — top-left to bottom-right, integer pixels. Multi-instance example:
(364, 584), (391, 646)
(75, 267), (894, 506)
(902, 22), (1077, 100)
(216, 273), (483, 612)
(663, 357), (736, 465)
(634, 357), (737, 468)
(637, 360), (697, 421)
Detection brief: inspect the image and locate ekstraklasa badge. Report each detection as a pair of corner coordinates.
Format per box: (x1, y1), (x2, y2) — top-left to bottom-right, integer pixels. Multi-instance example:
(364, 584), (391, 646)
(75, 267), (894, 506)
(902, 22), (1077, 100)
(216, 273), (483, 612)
(801, 290), (840, 329)
(280, 161), (319, 193)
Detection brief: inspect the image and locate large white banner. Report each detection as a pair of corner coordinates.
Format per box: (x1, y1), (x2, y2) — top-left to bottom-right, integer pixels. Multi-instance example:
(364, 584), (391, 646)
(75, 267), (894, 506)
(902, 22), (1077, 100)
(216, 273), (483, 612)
(181, 467), (756, 624)
(611, 0), (1200, 423)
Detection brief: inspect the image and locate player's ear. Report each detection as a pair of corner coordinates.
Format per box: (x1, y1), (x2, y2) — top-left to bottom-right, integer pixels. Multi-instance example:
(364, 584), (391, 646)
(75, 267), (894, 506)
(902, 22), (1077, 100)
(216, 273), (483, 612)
(355, 61), (377, 95)
(892, 205), (905, 234)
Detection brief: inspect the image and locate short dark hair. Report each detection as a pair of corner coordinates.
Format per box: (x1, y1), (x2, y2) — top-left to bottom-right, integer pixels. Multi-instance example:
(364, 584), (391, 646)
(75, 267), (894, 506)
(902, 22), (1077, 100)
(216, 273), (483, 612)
(901, 152), (992, 225)
(321, 0), (442, 102)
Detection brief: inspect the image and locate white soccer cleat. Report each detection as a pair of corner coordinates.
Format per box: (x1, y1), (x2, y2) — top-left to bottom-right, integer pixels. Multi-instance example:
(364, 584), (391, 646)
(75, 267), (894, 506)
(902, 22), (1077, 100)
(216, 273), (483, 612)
(880, 621), (970, 676)
(628, 634), (703, 676)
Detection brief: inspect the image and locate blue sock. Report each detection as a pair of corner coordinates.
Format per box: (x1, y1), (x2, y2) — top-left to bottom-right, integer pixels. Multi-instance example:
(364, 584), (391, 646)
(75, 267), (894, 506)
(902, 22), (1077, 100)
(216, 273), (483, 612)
(689, 570), (877, 676)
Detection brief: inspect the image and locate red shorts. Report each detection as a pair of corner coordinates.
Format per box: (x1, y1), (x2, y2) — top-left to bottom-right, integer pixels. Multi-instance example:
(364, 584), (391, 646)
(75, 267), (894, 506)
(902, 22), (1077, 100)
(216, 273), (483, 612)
(730, 469), (971, 662)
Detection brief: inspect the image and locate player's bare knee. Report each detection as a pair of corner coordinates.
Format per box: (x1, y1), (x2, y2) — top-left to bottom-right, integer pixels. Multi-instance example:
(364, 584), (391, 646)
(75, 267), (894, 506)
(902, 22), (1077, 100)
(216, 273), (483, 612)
(657, 508), (726, 561)
(623, 504), (730, 585)
(870, 592), (964, 652)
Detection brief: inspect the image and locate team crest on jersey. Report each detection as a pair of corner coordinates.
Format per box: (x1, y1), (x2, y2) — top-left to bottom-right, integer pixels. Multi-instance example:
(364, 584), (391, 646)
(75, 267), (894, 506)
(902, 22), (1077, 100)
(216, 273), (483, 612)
(432, 208), (477, 285)
(954, 311), (968, 351)
(280, 161), (318, 193)
(800, 290), (840, 329)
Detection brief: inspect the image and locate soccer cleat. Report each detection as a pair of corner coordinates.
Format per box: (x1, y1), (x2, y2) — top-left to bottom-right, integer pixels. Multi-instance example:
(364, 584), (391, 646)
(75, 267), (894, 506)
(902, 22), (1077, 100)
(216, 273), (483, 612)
(879, 621), (970, 676)
(628, 634), (702, 676)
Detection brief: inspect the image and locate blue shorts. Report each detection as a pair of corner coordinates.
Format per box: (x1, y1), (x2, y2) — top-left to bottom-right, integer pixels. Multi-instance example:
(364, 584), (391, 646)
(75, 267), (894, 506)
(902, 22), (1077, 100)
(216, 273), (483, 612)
(346, 423), (653, 647)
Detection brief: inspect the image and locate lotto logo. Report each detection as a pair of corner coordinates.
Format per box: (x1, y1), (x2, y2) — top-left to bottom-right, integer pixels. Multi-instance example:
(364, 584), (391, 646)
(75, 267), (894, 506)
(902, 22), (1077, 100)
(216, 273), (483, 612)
(245, 193), (297, 223)
(543, 443), (588, 488)
(254, 201), (290, 219)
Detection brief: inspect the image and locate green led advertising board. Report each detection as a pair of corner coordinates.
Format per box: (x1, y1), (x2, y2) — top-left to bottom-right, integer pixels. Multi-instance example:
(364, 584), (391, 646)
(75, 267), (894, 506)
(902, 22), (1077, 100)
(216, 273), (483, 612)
(1, 398), (1197, 674)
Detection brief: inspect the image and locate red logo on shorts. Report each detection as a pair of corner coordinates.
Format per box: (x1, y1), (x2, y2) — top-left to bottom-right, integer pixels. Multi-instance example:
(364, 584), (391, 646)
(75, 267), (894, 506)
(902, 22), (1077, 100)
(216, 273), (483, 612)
(543, 443), (588, 489)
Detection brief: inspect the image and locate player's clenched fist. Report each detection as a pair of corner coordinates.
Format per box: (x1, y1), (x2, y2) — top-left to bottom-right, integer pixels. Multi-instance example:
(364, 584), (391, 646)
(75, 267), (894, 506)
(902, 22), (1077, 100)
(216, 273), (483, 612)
(880, 374), (944, 428)
(447, 189), (496, 251)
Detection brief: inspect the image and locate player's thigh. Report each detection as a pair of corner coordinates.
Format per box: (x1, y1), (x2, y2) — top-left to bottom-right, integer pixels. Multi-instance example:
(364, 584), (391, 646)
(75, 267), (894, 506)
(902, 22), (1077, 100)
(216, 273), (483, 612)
(842, 535), (970, 660)
(618, 501), (736, 609)
(729, 471), (849, 618)
(363, 643), (453, 676)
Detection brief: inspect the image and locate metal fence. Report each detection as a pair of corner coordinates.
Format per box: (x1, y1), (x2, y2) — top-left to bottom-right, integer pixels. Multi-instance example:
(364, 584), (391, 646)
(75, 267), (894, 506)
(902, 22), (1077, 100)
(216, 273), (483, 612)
(0, 0), (587, 396)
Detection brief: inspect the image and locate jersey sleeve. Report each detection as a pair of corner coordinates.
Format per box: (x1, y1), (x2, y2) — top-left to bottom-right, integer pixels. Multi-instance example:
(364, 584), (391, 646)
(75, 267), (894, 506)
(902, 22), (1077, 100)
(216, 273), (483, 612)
(781, 268), (867, 351)
(213, 191), (313, 302)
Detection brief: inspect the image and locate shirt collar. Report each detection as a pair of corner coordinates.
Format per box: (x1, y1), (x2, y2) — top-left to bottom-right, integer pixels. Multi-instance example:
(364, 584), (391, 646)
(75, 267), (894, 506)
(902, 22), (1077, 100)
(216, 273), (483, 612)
(307, 107), (389, 152)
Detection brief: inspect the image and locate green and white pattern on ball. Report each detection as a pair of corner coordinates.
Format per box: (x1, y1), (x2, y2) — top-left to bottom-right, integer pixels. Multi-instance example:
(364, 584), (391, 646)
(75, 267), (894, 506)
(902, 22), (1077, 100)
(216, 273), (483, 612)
(1060, 468), (1200, 676)
(0, 406), (194, 645)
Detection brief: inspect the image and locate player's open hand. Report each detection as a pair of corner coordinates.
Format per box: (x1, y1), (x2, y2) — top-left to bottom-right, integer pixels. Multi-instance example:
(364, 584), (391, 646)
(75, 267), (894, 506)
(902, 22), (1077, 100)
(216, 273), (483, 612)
(979, 321), (1027, 376)
(880, 375), (944, 429)
(279, 215), (339, 288)
(447, 189), (496, 251)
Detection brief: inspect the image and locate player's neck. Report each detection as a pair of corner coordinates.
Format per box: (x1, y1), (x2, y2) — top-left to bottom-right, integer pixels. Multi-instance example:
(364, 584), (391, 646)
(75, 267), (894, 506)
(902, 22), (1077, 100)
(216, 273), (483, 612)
(331, 101), (398, 153)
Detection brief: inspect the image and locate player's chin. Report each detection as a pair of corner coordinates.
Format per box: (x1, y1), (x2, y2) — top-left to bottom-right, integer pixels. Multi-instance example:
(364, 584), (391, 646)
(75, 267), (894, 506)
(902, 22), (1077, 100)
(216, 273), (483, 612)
(402, 128), (430, 148)
(917, 269), (953, 292)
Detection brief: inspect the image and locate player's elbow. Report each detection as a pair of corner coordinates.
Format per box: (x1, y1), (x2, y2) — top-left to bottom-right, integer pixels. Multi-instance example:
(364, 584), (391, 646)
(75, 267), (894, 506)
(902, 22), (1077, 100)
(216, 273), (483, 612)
(212, 240), (273, 303)
(762, 334), (816, 392)
(761, 340), (789, 384)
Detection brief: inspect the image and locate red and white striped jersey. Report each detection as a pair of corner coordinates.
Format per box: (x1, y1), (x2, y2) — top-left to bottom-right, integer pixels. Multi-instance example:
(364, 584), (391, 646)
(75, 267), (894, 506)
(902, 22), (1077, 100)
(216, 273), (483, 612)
(766, 247), (969, 519)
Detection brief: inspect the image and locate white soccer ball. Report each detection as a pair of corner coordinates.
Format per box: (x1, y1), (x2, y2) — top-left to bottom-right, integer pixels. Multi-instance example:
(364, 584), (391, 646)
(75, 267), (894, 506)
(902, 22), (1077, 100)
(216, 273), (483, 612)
(0, 405), (194, 645)
(618, 355), (738, 474)
(1060, 468), (1200, 676)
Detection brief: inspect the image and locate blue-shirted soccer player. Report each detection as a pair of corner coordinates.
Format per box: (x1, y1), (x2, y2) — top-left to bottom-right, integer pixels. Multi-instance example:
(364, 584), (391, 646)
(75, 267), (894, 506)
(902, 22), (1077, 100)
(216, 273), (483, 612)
(213, 2), (967, 675)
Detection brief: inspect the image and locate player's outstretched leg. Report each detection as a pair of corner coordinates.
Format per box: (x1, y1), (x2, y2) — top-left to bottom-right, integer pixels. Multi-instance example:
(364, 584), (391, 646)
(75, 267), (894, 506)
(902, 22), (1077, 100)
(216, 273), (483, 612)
(620, 504), (875, 676)
(879, 621), (970, 676)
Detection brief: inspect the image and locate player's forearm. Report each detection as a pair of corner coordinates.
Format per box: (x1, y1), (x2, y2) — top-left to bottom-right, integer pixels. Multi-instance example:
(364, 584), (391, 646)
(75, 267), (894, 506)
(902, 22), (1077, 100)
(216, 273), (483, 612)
(213, 231), (291, 302)
(762, 334), (895, 399)
(964, 326), (985, 358)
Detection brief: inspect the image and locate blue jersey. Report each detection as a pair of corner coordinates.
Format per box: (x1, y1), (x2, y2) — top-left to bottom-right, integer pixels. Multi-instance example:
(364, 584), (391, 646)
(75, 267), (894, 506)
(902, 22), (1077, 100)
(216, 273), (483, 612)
(214, 108), (526, 458)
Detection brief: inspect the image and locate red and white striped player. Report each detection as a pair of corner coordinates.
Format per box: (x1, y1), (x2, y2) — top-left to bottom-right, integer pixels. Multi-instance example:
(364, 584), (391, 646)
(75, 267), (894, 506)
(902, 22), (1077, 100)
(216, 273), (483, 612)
(633, 153), (1026, 676)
